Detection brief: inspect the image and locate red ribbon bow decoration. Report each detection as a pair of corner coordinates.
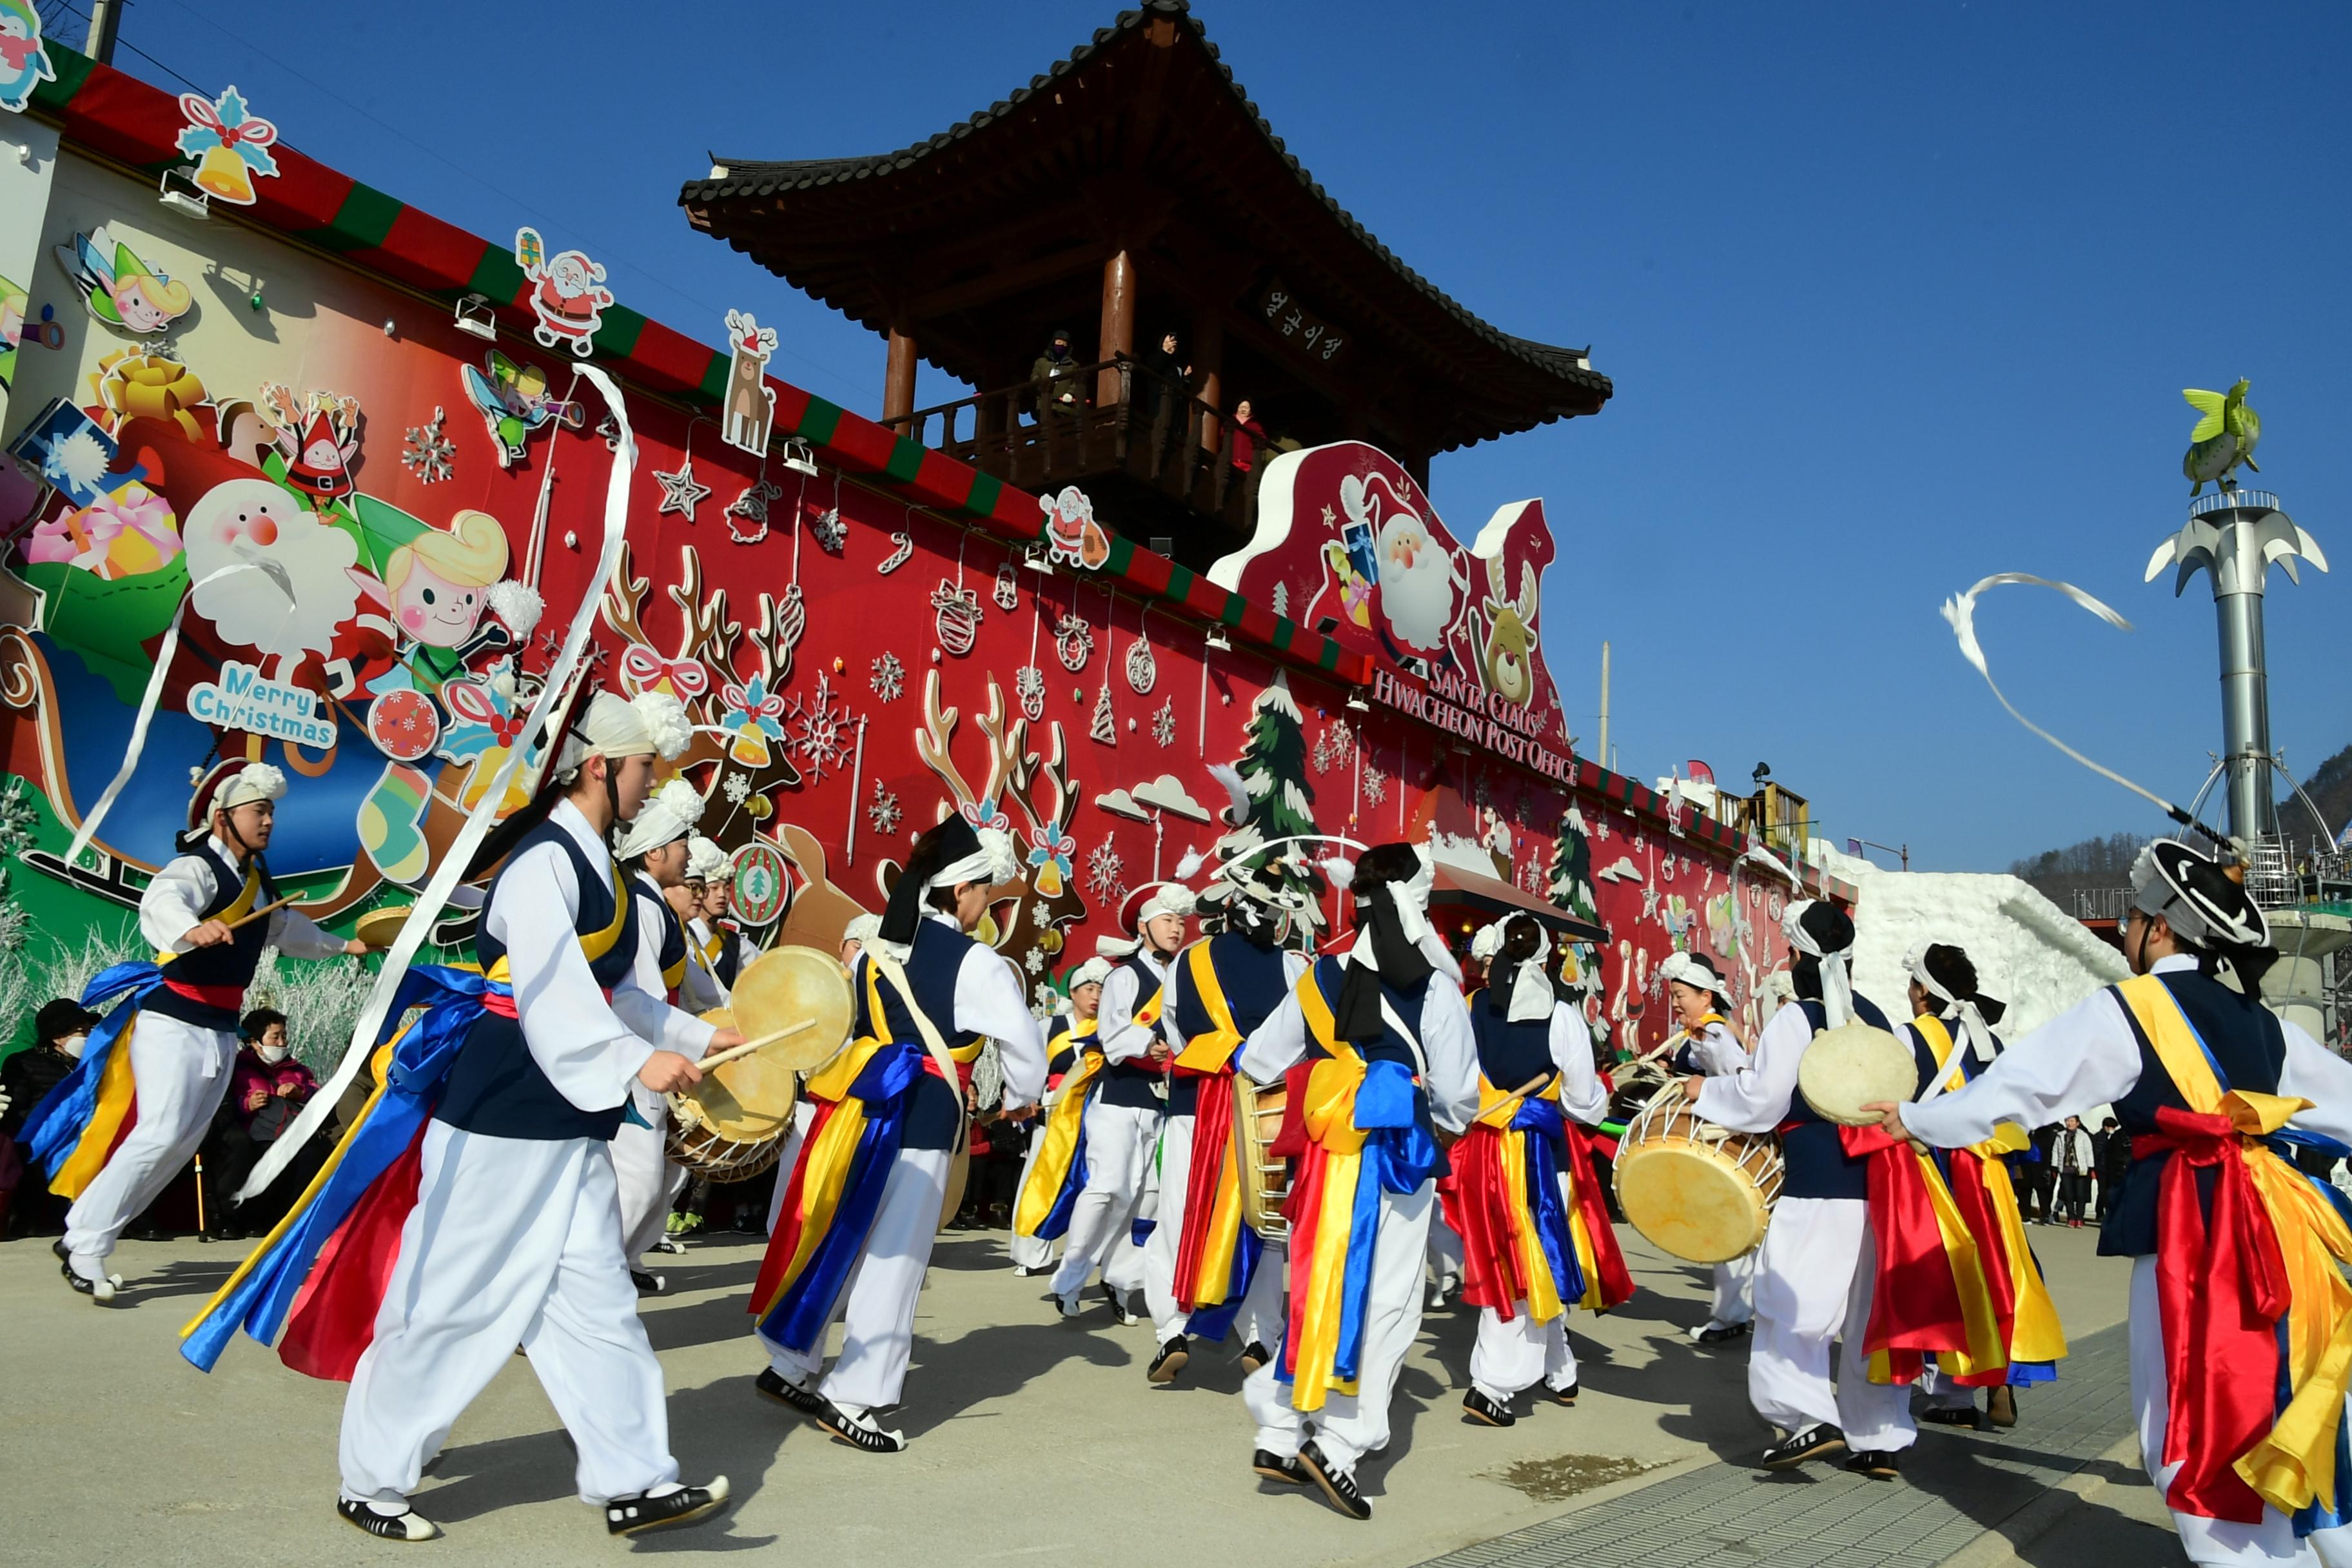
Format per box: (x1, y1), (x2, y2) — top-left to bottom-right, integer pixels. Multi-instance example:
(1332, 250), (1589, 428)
(619, 645), (710, 702)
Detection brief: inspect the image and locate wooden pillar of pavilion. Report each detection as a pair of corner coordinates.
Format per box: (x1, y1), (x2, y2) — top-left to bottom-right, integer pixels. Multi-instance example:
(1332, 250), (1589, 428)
(1096, 248), (1137, 409)
(1193, 312), (1223, 453)
(883, 328), (919, 430)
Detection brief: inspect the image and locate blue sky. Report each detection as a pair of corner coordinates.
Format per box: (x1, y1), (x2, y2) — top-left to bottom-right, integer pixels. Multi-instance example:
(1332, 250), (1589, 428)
(77, 0), (2351, 870)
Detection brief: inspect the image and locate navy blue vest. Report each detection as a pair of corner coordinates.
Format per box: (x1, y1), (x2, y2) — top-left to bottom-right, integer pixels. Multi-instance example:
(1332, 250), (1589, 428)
(1779, 993), (1901, 1200)
(2101, 968), (2286, 1257)
(1099, 952), (1171, 1112)
(147, 840), (279, 1032)
(633, 871), (687, 999)
(714, 926), (741, 990)
(1905, 1015), (2002, 1181)
(855, 917), (981, 1151)
(1467, 989), (1557, 1095)
(1165, 934), (1293, 1116)
(1302, 956), (1447, 1177)
(437, 820), (640, 1142)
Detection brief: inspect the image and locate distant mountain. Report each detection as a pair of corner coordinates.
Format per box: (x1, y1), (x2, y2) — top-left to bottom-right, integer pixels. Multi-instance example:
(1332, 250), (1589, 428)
(2281, 741), (2352, 850)
(2010, 830), (2150, 909)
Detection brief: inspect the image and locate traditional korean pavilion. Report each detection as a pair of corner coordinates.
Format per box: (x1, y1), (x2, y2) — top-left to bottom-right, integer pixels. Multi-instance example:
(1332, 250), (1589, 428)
(680, 0), (1612, 569)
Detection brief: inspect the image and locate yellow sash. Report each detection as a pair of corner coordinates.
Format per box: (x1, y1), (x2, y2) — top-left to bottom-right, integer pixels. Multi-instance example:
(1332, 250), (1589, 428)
(2117, 974), (2352, 1515)
(1171, 943), (1246, 1073)
(1014, 1028), (1103, 1237)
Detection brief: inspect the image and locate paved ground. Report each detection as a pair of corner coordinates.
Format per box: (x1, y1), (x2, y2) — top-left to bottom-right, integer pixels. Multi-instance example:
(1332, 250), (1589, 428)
(1, 1217), (2164, 1565)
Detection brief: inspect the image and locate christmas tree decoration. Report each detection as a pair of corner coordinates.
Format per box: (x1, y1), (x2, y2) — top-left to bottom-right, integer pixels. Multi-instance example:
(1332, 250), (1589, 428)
(653, 455), (712, 519)
(1211, 670), (1322, 923)
(1089, 680), (1117, 745)
(399, 405), (455, 485)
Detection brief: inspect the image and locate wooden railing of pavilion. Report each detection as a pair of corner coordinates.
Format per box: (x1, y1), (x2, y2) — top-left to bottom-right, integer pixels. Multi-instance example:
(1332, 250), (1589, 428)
(885, 356), (1265, 539)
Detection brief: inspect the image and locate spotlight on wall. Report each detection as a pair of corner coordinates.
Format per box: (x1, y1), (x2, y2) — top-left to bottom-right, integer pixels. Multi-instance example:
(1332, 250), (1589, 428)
(1023, 541), (1055, 574)
(157, 168), (211, 219)
(1345, 692), (1369, 714)
(454, 294), (497, 341)
(778, 437), (820, 478)
(1204, 628), (1231, 653)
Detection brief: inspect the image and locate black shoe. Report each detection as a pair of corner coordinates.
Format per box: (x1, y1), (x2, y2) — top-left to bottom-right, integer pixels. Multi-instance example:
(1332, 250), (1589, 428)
(1692, 1319), (1752, 1346)
(1240, 1340), (1272, 1375)
(126, 1222), (163, 1242)
(58, 1256), (119, 1302)
(1252, 1448), (1307, 1484)
(1987, 1386), (2019, 1428)
(337, 1498), (443, 1542)
(1540, 1380), (1579, 1407)
(1148, 1338), (1191, 1384)
(1298, 1440), (1371, 1521)
(1921, 1405), (1978, 1427)
(1844, 1449), (1901, 1480)
(1098, 1282), (1138, 1325)
(755, 1367), (826, 1418)
(818, 1399), (906, 1453)
(1462, 1388), (1516, 1427)
(1012, 1263), (1053, 1277)
(606, 1478), (731, 1536)
(1760, 1423), (1846, 1470)
(631, 1269), (666, 1297)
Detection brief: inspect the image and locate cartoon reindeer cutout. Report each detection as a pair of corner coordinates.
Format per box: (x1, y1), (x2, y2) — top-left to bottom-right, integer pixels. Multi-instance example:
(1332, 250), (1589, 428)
(720, 309), (779, 457)
(1478, 551), (1541, 706)
(897, 667), (1085, 971)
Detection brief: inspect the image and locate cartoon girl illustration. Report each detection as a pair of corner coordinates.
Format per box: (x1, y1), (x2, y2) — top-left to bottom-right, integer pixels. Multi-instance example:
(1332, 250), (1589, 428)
(53, 226), (194, 335)
(382, 509), (509, 689)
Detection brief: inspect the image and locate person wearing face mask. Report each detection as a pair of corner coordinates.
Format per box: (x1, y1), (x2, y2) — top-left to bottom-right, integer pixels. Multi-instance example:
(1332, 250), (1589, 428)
(1142, 859), (1311, 1384)
(1047, 881), (1196, 1324)
(18, 761), (368, 1302)
(1446, 913), (1629, 1429)
(1653, 952), (1757, 1347)
(201, 1009), (320, 1241)
(0, 1000), (99, 1237)
(1235, 842), (1479, 1521)
(1030, 327), (1083, 420)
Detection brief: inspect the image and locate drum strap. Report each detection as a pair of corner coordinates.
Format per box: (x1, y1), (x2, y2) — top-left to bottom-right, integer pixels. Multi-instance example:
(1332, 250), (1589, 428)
(1378, 996), (1429, 1077)
(864, 949), (968, 1155)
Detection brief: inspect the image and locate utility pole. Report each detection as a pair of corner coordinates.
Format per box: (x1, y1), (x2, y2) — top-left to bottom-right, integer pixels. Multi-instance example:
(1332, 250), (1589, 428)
(1596, 640), (1610, 772)
(84, 0), (122, 65)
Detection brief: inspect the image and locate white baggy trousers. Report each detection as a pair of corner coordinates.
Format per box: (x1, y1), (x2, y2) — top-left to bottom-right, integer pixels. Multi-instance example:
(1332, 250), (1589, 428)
(1007, 1121), (1058, 1271)
(612, 1084), (687, 1265)
(1048, 1099), (1157, 1300)
(1244, 1181), (1433, 1472)
(340, 1123), (679, 1510)
(1469, 1168), (1582, 1403)
(761, 1145), (950, 1420)
(2130, 1257), (2352, 1567)
(1144, 1111), (1285, 1345)
(64, 1011), (237, 1262)
(1747, 1195), (1914, 1453)
(1711, 1250), (1757, 1327)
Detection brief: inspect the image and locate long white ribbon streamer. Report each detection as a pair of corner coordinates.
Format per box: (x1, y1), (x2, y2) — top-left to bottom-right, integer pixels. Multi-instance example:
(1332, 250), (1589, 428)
(242, 364), (639, 1199)
(1940, 572), (2180, 819)
(61, 559), (286, 874)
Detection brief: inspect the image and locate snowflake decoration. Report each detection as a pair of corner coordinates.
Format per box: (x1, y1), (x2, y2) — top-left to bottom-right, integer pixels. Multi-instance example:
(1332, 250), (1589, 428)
(1023, 945), (1046, 975)
(1312, 720), (1356, 774)
(779, 672), (856, 781)
(1054, 613), (1094, 671)
(1362, 764), (1389, 805)
(723, 772), (752, 805)
(1087, 838), (1126, 898)
(811, 507), (847, 553)
(1015, 663), (1046, 721)
(1031, 901), (1052, 928)
(725, 480), (785, 544)
(867, 779), (902, 836)
(869, 652), (905, 703)
(1150, 698), (1176, 747)
(400, 405), (456, 484)
(1032, 980), (1060, 1014)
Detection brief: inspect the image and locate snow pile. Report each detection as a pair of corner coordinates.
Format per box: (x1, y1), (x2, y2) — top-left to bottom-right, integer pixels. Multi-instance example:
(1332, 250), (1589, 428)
(1842, 869), (2127, 1036)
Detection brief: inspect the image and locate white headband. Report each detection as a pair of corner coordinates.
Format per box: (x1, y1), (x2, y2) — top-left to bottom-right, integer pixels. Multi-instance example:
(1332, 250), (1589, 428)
(1472, 916), (1556, 1022)
(1903, 941), (1997, 1064)
(841, 912), (881, 946)
(555, 691), (691, 782)
(613, 778), (705, 859)
(685, 834), (729, 882)
(214, 762), (287, 814)
(1782, 899), (1854, 1029)
(1658, 950), (1733, 1007)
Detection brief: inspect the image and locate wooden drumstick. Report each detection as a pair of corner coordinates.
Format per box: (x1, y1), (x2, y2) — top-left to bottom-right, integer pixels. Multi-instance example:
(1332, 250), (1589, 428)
(696, 1017), (817, 1072)
(159, 896), (299, 964)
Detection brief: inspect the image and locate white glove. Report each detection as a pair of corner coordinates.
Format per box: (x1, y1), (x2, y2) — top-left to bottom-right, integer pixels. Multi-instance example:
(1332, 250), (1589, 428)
(0, 1088), (12, 1118)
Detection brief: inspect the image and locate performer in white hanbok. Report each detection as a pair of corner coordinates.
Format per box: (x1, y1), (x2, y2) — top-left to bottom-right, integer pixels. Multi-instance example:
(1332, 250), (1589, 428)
(610, 778), (709, 1295)
(1237, 843), (1478, 1521)
(1008, 958), (1108, 1277)
(673, 836), (732, 1014)
(691, 839), (758, 999)
(335, 689), (739, 1542)
(1655, 951), (1758, 1346)
(1873, 841), (2352, 1568)
(21, 761), (366, 1302)
(1048, 883), (1193, 1324)
(750, 816), (1046, 1452)
(1143, 863), (1309, 1382)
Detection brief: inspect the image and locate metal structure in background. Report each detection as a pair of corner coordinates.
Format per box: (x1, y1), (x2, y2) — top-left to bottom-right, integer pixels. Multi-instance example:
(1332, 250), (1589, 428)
(2146, 480), (2348, 1048)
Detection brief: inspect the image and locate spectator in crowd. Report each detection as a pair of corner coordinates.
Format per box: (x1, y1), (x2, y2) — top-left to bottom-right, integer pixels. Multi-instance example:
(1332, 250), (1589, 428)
(2019, 1123), (2055, 1224)
(1, 1000), (100, 1237)
(1228, 397), (1267, 472)
(2053, 1113), (2096, 1228)
(1136, 330), (1193, 442)
(202, 1008), (322, 1241)
(1030, 328), (1084, 421)
(2097, 1116), (2130, 1222)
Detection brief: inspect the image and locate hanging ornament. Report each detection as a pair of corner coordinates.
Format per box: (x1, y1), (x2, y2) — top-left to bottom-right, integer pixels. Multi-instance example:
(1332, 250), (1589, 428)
(1151, 698), (1175, 747)
(869, 651), (905, 703)
(1015, 663), (1046, 721)
(1089, 680), (1117, 745)
(726, 479), (784, 545)
(399, 404), (455, 485)
(993, 562), (1020, 611)
(932, 580), (981, 656)
(1124, 636), (1157, 694)
(878, 532), (914, 574)
(1055, 613), (1094, 671)
(811, 507), (847, 553)
(653, 455), (712, 519)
